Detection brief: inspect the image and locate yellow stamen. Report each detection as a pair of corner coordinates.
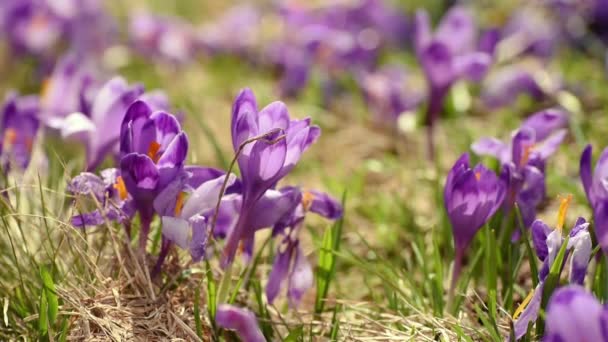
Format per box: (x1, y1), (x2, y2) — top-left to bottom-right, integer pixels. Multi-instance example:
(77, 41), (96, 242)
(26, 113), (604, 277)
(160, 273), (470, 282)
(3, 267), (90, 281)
(3, 128), (17, 149)
(513, 289), (535, 319)
(556, 194), (573, 233)
(302, 191), (315, 211)
(174, 192), (185, 216)
(40, 78), (52, 103)
(475, 171), (481, 181)
(113, 176), (128, 200)
(520, 144), (535, 166)
(147, 141), (161, 163)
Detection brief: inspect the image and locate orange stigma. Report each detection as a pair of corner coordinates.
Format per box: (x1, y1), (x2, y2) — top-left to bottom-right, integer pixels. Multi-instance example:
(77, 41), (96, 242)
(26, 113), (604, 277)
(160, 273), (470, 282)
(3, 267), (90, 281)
(174, 192), (185, 216)
(30, 13), (49, 30)
(520, 144), (535, 166)
(113, 176), (128, 200)
(3, 128), (17, 149)
(147, 141), (161, 163)
(474, 171), (481, 181)
(25, 137), (34, 153)
(302, 191), (315, 211)
(556, 194), (573, 232)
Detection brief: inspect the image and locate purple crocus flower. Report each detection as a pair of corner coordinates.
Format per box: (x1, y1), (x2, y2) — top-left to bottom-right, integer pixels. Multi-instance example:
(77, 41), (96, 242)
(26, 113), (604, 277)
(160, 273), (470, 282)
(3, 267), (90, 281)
(0, 93), (40, 172)
(216, 304), (266, 342)
(68, 168), (135, 228)
(415, 6), (494, 158)
(119, 100), (188, 251)
(221, 88), (320, 267)
(579, 144), (608, 254)
(444, 153), (505, 290)
(499, 6), (561, 60)
(543, 285), (608, 342)
(472, 109), (568, 231)
(266, 188), (342, 307)
(512, 208), (592, 340)
(129, 11), (200, 64)
(358, 65), (424, 125)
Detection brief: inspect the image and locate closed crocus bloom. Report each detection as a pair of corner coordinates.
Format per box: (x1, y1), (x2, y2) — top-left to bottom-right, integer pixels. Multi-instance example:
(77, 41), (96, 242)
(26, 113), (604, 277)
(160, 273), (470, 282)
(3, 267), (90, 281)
(580, 144), (608, 254)
(444, 153), (505, 288)
(415, 6), (493, 158)
(266, 188), (342, 307)
(543, 285), (608, 342)
(512, 199), (593, 340)
(222, 88), (320, 267)
(216, 304), (266, 342)
(0, 93), (40, 173)
(119, 101), (188, 251)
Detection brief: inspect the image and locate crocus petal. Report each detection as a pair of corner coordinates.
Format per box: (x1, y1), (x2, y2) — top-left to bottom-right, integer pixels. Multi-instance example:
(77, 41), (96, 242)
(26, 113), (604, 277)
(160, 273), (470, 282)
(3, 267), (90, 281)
(257, 101), (289, 135)
(247, 135), (287, 185)
(471, 137), (509, 161)
(594, 200), (608, 255)
(161, 216), (190, 249)
(250, 188), (301, 230)
(420, 41), (454, 90)
(567, 229), (591, 285)
(59, 112), (95, 140)
(434, 6), (475, 56)
(521, 109), (568, 142)
(231, 88), (258, 150)
(67, 172), (106, 199)
(414, 9), (431, 52)
(216, 305), (266, 342)
(544, 285), (606, 342)
(184, 166), (227, 189)
(534, 129), (567, 160)
(157, 132), (189, 187)
(513, 284), (543, 340)
(189, 215), (208, 262)
(180, 174), (236, 219)
(454, 52), (491, 82)
(151, 111), (181, 150)
(120, 100), (153, 155)
(309, 190), (343, 219)
(287, 246), (313, 307)
(120, 153), (159, 202)
(580, 145), (594, 205)
(266, 241), (291, 304)
(531, 219), (551, 261)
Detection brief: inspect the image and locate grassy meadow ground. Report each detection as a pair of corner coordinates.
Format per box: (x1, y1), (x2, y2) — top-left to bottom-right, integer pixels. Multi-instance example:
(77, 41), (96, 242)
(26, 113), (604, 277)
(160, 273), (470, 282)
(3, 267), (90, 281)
(1, 1), (608, 341)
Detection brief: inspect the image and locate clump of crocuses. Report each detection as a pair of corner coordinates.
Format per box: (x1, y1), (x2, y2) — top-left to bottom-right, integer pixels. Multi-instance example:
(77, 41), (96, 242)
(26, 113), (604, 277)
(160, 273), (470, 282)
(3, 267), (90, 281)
(444, 153), (505, 293)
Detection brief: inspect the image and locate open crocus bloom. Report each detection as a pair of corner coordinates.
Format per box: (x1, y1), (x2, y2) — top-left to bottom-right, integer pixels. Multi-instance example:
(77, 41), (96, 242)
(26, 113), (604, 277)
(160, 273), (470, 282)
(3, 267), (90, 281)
(512, 199), (592, 340)
(222, 88), (320, 267)
(266, 187), (342, 307)
(0, 92), (40, 172)
(579, 144), (608, 254)
(472, 109), (568, 231)
(68, 168), (135, 228)
(444, 153), (505, 287)
(543, 285), (608, 342)
(216, 304), (266, 342)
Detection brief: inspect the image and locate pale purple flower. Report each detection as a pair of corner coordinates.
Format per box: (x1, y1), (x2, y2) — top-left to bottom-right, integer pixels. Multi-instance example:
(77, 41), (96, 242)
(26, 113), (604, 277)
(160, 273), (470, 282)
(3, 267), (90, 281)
(216, 304), (266, 342)
(198, 5), (260, 57)
(222, 88), (320, 266)
(579, 144), (608, 254)
(543, 285), (608, 342)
